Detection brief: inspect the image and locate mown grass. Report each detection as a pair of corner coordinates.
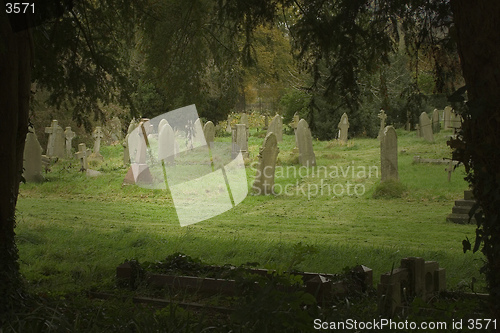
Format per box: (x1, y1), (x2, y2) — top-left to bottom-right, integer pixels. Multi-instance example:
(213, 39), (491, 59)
(16, 125), (484, 299)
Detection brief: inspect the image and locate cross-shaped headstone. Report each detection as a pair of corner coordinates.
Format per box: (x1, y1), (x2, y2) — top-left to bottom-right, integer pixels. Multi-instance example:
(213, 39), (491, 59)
(75, 143), (90, 171)
(45, 120), (61, 157)
(378, 109), (387, 139)
(64, 127), (76, 158)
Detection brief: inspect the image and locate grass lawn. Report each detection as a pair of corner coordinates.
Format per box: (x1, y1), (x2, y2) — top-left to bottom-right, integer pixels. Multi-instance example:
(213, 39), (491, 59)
(16, 126), (486, 298)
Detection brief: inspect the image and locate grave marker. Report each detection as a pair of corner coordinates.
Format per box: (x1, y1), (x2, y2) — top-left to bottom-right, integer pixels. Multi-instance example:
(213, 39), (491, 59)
(380, 126), (398, 182)
(432, 109), (440, 133)
(252, 132), (280, 195)
(232, 124), (248, 158)
(338, 113), (349, 143)
(266, 114), (283, 142)
(75, 143), (91, 170)
(64, 127), (76, 158)
(23, 128), (43, 182)
(45, 120), (65, 158)
(91, 126), (104, 160)
(296, 119), (316, 167)
(203, 121), (215, 147)
(240, 113), (249, 127)
(419, 112), (434, 142)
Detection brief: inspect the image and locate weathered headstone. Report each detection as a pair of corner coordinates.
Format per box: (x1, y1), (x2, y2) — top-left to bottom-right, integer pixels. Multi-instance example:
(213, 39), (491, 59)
(380, 126), (398, 182)
(338, 113), (349, 143)
(91, 126), (104, 160)
(203, 121), (215, 147)
(158, 118), (169, 134)
(415, 124), (421, 138)
(23, 128), (44, 182)
(296, 119), (316, 167)
(419, 112), (434, 142)
(158, 122), (176, 164)
(443, 106), (452, 130)
(377, 109), (387, 139)
(266, 114), (283, 142)
(432, 109), (440, 133)
(45, 120), (65, 158)
(75, 143), (91, 170)
(232, 124), (248, 158)
(252, 132), (279, 195)
(64, 127), (76, 158)
(240, 113), (249, 127)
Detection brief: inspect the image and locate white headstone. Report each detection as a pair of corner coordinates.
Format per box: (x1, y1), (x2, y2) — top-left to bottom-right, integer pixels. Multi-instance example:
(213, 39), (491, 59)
(158, 123), (176, 164)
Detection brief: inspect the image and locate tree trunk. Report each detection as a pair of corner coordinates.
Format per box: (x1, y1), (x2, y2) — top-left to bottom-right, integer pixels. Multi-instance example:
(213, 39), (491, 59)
(0, 11), (33, 316)
(450, 0), (500, 320)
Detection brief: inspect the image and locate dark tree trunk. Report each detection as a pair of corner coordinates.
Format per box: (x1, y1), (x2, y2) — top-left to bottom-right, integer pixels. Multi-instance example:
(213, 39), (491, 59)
(450, 0), (500, 321)
(0, 11), (32, 316)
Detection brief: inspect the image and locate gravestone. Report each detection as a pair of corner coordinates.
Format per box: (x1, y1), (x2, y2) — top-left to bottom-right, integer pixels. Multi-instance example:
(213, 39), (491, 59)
(45, 120), (65, 158)
(419, 112), (434, 142)
(240, 113), (249, 127)
(415, 124), (421, 138)
(377, 109), (387, 139)
(158, 122), (176, 164)
(203, 121), (215, 147)
(158, 118), (169, 134)
(226, 115), (232, 133)
(432, 109), (440, 133)
(380, 126), (398, 182)
(232, 124), (248, 158)
(23, 128), (43, 182)
(266, 114), (283, 142)
(263, 114), (269, 130)
(75, 143), (91, 170)
(91, 126), (104, 160)
(443, 106), (452, 129)
(296, 119), (316, 167)
(252, 132), (279, 195)
(64, 127), (76, 158)
(338, 113), (349, 143)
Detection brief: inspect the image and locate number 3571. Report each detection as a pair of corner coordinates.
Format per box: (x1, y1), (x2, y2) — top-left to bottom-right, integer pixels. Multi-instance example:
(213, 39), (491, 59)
(6, 3), (35, 14)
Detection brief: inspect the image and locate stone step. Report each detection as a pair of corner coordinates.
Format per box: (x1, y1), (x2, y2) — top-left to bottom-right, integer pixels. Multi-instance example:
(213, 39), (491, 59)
(464, 190), (474, 200)
(447, 213), (476, 224)
(452, 205), (482, 215)
(454, 199), (476, 207)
